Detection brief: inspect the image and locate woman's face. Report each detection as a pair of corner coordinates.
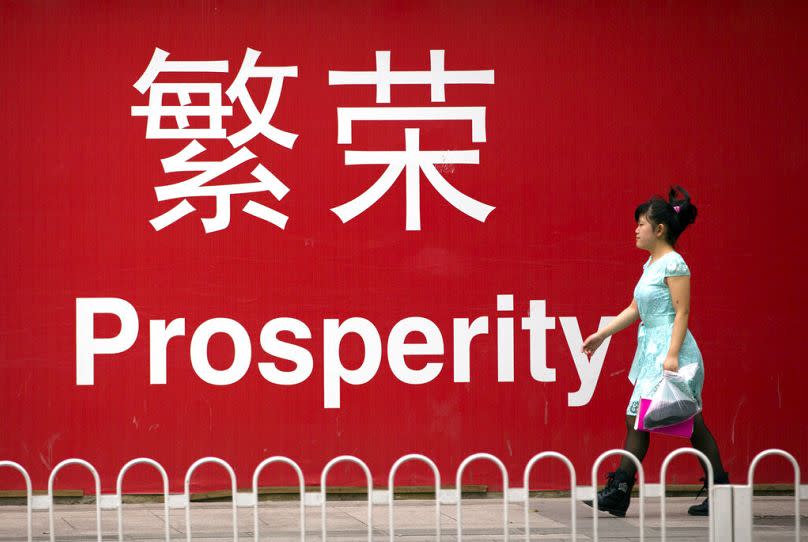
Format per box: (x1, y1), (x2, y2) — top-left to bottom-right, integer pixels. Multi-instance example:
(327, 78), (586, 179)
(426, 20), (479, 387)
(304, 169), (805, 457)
(635, 214), (662, 250)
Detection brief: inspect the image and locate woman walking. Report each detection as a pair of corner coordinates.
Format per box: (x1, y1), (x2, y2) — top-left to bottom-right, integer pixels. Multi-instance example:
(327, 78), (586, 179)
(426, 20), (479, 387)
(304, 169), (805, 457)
(581, 186), (728, 517)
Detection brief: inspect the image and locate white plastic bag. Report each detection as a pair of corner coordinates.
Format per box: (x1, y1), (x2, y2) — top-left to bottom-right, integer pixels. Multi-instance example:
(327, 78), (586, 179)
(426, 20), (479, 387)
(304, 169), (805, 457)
(643, 370), (700, 429)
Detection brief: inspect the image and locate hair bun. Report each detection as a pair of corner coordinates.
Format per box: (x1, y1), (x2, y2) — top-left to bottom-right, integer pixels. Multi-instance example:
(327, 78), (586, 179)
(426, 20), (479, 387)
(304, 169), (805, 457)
(634, 185), (699, 246)
(668, 185), (698, 228)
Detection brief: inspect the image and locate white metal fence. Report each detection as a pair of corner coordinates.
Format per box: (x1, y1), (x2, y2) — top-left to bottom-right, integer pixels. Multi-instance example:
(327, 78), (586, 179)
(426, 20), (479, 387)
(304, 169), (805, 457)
(0, 448), (803, 541)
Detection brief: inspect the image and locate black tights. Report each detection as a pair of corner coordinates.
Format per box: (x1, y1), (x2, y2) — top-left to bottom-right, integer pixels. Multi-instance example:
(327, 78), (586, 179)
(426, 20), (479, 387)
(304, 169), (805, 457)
(618, 413), (726, 480)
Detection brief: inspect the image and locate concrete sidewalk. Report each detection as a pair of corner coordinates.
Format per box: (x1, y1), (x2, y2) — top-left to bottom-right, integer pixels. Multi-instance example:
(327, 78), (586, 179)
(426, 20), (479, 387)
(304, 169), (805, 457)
(0, 496), (804, 541)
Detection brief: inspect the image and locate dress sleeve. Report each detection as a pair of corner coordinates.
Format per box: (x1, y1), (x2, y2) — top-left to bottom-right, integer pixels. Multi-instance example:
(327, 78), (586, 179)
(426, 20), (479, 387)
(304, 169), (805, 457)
(664, 253), (690, 277)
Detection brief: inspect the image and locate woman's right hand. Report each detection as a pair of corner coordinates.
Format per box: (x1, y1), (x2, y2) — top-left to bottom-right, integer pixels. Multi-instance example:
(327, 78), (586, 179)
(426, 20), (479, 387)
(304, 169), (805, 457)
(581, 332), (605, 357)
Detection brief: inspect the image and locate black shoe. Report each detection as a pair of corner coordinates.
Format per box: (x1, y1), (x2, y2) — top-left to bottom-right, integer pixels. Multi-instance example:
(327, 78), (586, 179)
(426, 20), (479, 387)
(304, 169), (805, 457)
(688, 496), (710, 516)
(583, 469), (636, 517)
(688, 472), (730, 516)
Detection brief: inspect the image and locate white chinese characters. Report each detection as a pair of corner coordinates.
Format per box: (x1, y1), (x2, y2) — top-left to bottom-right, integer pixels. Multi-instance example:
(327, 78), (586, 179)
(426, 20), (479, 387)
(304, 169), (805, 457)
(329, 50), (495, 230)
(132, 47), (296, 233)
(133, 48), (497, 233)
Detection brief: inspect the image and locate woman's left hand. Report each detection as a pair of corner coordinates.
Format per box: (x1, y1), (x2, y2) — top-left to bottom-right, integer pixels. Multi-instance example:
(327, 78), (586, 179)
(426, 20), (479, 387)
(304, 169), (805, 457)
(663, 354), (679, 372)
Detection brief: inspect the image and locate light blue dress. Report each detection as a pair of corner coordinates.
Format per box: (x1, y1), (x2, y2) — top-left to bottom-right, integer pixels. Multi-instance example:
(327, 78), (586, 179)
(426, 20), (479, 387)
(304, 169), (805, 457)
(627, 251), (704, 416)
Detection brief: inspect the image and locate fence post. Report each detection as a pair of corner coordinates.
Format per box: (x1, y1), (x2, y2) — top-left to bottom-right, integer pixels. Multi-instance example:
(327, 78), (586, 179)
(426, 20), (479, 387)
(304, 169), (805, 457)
(0, 461), (32, 542)
(184, 457), (239, 542)
(456, 453), (509, 542)
(321, 455), (373, 541)
(252, 456), (306, 542)
(388, 453), (441, 542)
(523, 451), (576, 541)
(116, 458), (171, 542)
(660, 448), (713, 542)
(742, 449), (801, 542)
(48, 459), (103, 542)
(590, 449), (644, 542)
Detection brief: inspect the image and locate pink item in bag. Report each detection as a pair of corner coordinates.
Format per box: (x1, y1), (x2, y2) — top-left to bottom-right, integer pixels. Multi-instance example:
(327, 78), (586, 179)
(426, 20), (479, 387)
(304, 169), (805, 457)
(635, 398), (694, 438)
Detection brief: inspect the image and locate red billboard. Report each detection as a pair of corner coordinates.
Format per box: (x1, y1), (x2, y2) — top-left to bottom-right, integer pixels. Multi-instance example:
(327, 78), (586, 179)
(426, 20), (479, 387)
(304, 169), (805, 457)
(2, 1), (806, 494)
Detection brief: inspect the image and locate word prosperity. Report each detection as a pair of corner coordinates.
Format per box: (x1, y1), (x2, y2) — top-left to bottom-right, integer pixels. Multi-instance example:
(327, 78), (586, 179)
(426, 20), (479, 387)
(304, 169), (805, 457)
(76, 297), (614, 408)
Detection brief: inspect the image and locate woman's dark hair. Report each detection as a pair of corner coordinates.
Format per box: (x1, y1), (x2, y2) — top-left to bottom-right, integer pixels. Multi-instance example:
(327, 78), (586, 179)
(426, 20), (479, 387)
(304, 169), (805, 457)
(634, 185), (698, 246)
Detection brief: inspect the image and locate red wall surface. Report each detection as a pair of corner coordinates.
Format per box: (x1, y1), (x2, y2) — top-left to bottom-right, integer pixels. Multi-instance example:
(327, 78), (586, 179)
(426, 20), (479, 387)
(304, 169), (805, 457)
(1, 1), (806, 494)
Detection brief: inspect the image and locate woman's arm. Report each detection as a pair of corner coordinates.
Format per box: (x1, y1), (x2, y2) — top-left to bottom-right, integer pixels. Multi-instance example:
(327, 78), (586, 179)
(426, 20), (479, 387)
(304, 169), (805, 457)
(581, 298), (639, 356)
(663, 275), (690, 371)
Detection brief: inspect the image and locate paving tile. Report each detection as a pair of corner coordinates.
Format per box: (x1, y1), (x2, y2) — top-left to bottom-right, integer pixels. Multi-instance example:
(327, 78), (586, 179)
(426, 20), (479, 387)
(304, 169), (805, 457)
(0, 496), (804, 541)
